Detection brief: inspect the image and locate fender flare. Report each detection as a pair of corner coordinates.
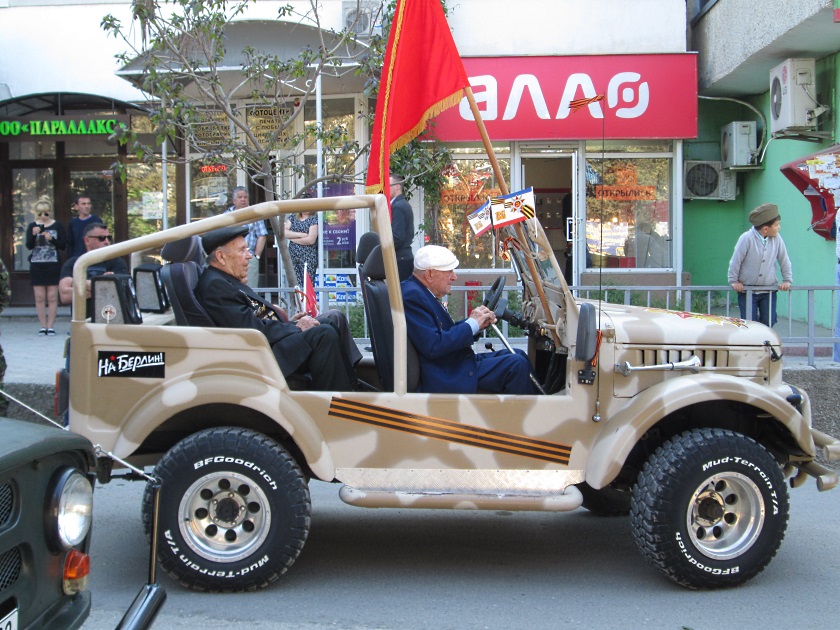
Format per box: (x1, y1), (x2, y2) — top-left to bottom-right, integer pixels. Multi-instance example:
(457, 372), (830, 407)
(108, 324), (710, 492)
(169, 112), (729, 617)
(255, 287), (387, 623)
(111, 370), (335, 480)
(585, 373), (811, 489)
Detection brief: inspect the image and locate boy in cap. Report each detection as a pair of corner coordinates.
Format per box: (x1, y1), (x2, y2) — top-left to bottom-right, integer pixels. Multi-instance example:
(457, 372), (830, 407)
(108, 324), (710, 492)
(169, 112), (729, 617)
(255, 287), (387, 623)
(196, 225), (357, 390)
(401, 245), (539, 394)
(727, 203), (792, 327)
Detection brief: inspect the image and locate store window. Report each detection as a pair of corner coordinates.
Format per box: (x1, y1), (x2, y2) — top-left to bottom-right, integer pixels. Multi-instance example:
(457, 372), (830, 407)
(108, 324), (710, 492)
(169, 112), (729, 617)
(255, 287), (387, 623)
(127, 162), (177, 241)
(427, 149), (509, 269)
(189, 160), (237, 220)
(584, 142), (673, 270)
(303, 98), (355, 150)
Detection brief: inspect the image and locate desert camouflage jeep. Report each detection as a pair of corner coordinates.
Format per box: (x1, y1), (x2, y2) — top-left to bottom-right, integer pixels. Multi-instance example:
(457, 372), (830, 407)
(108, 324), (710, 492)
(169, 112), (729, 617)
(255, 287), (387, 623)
(65, 194), (840, 592)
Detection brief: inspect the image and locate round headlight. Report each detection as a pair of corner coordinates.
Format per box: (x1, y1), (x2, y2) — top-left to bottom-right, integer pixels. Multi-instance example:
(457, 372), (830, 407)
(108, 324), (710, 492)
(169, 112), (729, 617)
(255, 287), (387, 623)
(53, 470), (94, 549)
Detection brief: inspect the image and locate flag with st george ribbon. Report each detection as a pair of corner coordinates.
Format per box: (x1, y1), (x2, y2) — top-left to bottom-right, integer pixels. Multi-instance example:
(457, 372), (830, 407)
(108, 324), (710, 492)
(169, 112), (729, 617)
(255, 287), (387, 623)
(365, 0), (470, 206)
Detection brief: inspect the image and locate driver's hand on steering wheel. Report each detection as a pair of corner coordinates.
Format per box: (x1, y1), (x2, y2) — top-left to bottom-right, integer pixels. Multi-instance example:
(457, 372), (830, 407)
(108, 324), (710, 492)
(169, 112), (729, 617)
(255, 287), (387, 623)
(469, 305), (497, 330)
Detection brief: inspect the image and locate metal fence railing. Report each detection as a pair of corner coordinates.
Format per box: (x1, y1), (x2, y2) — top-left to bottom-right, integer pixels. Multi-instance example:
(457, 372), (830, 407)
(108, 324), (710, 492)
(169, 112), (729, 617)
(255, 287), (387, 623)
(256, 283), (840, 368)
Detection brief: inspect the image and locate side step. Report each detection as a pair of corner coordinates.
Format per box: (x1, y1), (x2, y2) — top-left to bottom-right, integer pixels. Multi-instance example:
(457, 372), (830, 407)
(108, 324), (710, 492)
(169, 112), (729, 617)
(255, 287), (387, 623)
(339, 484), (583, 512)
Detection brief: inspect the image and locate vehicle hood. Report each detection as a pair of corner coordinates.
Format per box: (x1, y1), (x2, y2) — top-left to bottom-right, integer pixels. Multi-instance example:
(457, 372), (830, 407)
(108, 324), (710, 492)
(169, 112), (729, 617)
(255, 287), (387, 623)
(594, 302), (781, 347)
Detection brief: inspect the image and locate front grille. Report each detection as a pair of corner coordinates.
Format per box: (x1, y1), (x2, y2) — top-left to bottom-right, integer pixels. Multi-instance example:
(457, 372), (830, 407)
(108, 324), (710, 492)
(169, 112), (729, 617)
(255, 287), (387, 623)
(0, 547), (22, 592)
(629, 348), (729, 368)
(0, 483), (12, 527)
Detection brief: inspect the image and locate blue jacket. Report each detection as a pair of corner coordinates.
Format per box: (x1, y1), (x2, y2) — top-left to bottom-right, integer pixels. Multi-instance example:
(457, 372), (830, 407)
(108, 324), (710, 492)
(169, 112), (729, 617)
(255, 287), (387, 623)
(401, 275), (479, 393)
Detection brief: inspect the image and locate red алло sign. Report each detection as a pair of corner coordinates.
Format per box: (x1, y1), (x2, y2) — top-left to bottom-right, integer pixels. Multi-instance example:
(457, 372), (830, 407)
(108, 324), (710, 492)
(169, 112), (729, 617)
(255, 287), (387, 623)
(432, 54), (698, 141)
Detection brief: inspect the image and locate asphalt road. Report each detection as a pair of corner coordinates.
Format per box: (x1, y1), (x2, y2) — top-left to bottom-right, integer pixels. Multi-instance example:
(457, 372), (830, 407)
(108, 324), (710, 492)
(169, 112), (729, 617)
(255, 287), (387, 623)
(82, 478), (840, 630)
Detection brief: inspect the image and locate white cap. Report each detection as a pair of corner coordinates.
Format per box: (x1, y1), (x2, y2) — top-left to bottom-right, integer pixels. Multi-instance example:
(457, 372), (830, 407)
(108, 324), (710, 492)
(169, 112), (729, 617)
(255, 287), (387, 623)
(413, 245), (459, 272)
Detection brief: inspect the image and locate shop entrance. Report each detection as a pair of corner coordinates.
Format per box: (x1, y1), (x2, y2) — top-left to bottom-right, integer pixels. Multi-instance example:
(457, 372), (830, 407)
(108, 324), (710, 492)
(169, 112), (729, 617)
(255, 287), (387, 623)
(520, 155), (576, 285)
(7, 157), (124, 306)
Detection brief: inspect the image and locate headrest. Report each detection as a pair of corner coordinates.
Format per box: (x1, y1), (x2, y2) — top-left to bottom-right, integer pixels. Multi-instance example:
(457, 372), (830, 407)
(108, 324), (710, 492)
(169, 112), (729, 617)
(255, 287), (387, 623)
(356, 231), (381, 266)
(361, 244), (387, 281)
(161, 235), (204, 264)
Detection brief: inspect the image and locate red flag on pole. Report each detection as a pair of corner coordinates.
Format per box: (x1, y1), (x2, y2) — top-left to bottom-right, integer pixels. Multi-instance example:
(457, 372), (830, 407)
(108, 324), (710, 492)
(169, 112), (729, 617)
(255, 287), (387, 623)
(365, 0), (470, 196)
(304, 265), (318, 317)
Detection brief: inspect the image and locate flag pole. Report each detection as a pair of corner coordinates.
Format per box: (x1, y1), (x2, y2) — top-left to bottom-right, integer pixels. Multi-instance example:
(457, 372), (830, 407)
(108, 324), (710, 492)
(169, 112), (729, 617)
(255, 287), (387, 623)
(463, 86), (562, 345)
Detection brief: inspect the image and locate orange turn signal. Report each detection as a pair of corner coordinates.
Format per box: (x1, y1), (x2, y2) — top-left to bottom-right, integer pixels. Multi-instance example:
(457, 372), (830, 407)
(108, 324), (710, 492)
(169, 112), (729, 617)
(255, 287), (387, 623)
(63, 549), (90, 594)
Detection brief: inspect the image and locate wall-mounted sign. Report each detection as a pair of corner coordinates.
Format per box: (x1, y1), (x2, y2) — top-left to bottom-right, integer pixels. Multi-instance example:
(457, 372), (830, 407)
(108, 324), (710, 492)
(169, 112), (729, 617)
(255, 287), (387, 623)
(245, 104), (293, 147)
(433, 54), (698, 141)
(0, 115), (129, 139)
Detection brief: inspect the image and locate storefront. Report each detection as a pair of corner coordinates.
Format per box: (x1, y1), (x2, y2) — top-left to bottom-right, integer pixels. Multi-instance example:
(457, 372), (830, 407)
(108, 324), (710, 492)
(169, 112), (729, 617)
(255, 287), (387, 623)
(0, 94), (177, 306)
(427, 54), (698, 287)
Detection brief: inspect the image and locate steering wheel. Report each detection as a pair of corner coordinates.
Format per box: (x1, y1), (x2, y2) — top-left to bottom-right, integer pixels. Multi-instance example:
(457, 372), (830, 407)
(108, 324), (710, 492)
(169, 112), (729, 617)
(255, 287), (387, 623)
(482, 275), (506, 311)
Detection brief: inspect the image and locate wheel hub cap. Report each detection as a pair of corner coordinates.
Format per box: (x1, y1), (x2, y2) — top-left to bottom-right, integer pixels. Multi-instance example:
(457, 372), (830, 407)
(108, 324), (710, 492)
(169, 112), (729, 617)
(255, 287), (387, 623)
(686, 472), (765, 561)
(178, 471), (272, 563)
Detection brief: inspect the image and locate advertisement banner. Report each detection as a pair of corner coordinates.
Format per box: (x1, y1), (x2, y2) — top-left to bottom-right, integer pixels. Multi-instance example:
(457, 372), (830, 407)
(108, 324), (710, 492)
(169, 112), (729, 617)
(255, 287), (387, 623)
(432, 54), (698, 140)
(324, 273), (357, 305)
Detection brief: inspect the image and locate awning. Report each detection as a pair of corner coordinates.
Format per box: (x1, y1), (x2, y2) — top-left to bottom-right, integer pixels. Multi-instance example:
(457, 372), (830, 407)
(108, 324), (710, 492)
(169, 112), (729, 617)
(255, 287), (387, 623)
(116, 20), (368, 99)
(780, 144), (840, 241)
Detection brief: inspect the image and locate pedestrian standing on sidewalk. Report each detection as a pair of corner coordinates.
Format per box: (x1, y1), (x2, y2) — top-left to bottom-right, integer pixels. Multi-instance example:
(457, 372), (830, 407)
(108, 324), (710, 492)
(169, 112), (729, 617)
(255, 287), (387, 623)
(0, 258), (11, 415)
(65, 193), (102, 258)
(728, 203), (792, 327)
(26, 196), (66, 336)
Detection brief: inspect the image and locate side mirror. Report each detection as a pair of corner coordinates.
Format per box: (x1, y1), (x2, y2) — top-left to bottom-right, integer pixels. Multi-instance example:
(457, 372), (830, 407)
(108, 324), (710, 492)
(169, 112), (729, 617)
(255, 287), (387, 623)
(575, 302), (598, 362)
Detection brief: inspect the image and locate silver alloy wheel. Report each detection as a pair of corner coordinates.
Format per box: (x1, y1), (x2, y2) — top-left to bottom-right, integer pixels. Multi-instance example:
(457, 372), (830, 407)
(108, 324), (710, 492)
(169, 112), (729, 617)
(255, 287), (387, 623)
(686, 471), (764, 561)
(178, 470), (272, 563)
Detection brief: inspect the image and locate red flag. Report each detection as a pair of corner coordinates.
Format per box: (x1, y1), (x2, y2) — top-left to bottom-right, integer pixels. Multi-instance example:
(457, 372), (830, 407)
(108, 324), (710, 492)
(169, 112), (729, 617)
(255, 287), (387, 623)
(304, 265), (318, 317)
(365, 0), (470, 196)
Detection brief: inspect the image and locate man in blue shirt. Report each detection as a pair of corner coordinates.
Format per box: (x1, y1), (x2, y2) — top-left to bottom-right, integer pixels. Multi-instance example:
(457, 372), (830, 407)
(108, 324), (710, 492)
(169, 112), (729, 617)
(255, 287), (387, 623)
(225, 186), (268, 287)
(401, 245), (538, 394)
(65, 194), (103, 258)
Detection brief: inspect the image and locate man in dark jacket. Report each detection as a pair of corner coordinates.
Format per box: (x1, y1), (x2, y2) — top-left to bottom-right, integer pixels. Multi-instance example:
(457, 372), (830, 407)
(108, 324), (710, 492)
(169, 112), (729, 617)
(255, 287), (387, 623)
(401, 245), (538, 395)
(195, 225), (356, 390)
(389, 175), (415, 280)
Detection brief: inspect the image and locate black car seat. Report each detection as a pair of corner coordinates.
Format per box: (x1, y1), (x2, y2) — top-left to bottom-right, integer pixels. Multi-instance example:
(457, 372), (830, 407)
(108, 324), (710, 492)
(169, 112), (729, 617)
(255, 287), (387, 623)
(160, 235), (215, 327)
(360, 244), (420, 392)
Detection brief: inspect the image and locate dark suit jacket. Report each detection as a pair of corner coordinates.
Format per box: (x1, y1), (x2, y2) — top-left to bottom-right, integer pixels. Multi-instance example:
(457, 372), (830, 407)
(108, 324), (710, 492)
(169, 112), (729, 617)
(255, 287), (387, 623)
(196, 265), (311, 376)
(401, 275), (479, 393)
(390, 194), (414, 260)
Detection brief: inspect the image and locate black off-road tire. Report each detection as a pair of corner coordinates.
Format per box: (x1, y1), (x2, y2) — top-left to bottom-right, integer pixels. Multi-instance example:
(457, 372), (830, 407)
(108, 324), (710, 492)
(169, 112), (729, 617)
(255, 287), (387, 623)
(576, 482), (631, 517)
(630, 428), (789, 589)
(142, 427), (311, 592)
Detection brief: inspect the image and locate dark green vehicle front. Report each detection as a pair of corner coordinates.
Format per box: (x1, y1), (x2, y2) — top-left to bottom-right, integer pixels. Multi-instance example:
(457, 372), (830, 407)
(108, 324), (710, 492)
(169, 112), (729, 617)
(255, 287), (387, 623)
(0, 418), (95, 630)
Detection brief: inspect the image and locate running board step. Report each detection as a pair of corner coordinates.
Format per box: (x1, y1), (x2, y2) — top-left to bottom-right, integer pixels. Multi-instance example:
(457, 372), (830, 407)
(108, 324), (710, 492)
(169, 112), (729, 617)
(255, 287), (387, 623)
(339, 484), (583, 512)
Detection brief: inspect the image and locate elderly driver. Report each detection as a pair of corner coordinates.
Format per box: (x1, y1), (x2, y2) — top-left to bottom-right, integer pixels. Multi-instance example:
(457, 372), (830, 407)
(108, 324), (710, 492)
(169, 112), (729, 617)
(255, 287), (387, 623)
(401, 245), (538, 394)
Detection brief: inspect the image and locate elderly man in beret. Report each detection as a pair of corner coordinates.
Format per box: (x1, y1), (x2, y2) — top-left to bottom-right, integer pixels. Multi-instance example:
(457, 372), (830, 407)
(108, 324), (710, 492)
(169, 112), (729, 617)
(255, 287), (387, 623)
(196, 225), (358, 390)
(728, 202), (793, 327)
(401, 245), (538, 394)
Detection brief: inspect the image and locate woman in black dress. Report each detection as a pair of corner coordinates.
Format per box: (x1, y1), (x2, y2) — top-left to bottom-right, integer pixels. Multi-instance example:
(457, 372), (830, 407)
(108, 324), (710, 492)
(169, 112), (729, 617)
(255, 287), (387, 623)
(285, 211), (319, 287)
(26, 196), (66, 335)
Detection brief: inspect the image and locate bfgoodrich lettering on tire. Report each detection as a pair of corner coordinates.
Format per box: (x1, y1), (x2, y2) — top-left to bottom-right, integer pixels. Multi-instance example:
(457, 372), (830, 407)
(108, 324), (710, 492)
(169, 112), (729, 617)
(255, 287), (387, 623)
(142, 427), (311, 592)
(630, 428), (789, 589)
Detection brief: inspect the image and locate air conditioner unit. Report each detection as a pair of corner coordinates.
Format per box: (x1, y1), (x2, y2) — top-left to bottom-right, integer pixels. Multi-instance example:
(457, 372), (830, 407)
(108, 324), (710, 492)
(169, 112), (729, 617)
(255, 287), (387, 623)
(683, 161), (736, 201)
(342, 1), (382, 39)
(721, 121), (757, 168)
(769, 58), (816, 134)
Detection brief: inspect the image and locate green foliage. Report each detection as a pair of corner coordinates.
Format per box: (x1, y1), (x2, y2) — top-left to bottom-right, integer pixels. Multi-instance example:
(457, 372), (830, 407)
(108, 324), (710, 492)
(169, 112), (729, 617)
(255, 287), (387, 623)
(103, 0), (453, 204)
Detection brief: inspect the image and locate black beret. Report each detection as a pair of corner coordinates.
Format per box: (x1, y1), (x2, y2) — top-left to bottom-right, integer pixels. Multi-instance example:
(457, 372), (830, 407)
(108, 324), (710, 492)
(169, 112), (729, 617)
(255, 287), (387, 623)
(201, 225), (249, 255)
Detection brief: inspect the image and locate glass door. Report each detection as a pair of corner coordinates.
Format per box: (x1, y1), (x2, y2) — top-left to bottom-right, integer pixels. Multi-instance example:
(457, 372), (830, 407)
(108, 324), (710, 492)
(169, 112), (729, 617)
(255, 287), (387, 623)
(69, 169), (114, 232)
(11, 167), (54, 273)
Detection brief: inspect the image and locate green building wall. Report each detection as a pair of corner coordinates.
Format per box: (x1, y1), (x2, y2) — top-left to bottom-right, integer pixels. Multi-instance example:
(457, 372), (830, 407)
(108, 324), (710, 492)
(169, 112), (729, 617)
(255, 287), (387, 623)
(685, 53), (839, 327)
